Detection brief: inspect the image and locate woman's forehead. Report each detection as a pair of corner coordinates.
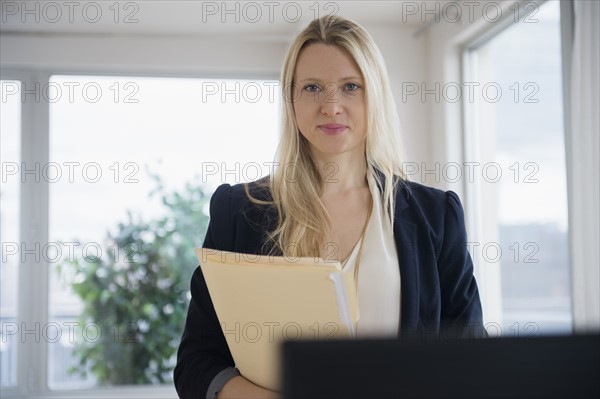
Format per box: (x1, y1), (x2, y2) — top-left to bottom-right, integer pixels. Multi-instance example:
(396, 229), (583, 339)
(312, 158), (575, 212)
(294, 43), (363, 81)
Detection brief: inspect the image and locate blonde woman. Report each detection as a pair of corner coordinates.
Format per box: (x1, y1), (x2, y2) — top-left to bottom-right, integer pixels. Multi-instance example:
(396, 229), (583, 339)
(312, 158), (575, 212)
(175, 15), (484, 399)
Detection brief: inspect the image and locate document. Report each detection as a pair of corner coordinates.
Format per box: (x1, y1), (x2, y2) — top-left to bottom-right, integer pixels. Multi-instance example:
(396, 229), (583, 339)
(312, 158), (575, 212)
(195, 247), (360, 391)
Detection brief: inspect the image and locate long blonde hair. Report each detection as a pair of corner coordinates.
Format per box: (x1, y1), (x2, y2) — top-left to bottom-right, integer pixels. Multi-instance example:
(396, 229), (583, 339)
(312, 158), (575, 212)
(244, 15), (407, 258)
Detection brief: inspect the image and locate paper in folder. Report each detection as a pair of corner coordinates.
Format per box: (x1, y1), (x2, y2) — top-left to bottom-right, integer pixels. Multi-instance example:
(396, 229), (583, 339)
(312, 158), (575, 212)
(195, 247), (360, 391)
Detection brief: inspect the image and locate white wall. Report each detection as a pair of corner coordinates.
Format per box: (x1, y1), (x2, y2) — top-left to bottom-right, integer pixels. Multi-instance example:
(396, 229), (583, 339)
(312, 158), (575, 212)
(423, 0), (539, 192)
(367, 24), (429, 166)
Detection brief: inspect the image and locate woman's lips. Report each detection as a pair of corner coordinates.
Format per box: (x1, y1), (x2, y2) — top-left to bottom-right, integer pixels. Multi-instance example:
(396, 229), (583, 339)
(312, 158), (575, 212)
(318, 124), (347, 135)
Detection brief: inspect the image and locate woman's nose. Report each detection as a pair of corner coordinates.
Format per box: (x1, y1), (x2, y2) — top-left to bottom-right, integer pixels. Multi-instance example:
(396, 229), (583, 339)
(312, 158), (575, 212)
(320, 83), (343, 116)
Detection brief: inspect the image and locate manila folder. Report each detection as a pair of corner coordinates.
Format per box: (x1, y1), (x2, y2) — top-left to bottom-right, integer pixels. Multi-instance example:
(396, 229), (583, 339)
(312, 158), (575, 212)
(195, 247), (359, 391)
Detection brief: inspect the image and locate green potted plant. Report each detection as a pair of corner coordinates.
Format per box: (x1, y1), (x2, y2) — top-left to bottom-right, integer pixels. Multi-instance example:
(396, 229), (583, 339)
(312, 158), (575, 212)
(58, 174), (209, 384)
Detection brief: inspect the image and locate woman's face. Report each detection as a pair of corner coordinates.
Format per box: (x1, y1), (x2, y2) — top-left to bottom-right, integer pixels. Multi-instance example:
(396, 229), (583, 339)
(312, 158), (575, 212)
(292, 43), (367, 160)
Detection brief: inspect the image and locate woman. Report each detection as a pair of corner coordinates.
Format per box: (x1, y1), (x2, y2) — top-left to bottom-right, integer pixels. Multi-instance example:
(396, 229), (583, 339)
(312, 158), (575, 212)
(175, 15), (484, 399)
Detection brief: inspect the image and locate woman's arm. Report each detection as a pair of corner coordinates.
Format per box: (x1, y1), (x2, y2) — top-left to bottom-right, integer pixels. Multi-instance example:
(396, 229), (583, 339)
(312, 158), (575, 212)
(217, 376), (280, 399)
(174, 264), (238, 398)
(437, 190), (486, 337)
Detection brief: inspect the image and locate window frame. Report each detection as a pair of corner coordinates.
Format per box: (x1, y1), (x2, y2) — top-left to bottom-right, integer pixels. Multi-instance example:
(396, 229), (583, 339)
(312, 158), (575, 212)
(0, 67), (279, 398)
(1, 69), (52, 398)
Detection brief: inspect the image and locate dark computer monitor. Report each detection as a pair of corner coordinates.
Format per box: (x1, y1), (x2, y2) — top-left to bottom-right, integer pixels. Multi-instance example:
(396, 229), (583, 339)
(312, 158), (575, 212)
(282, 334), (599, 399)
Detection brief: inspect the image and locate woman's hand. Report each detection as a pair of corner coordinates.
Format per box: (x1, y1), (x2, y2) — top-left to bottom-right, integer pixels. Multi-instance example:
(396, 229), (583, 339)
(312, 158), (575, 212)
(216, 375), (281, 399)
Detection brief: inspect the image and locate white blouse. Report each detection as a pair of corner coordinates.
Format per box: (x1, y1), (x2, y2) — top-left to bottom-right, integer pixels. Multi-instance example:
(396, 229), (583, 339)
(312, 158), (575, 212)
(341, 171), (401, 338)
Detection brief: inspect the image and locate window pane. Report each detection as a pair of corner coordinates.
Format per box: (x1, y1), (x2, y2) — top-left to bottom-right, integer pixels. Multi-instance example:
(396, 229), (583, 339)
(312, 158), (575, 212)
(1, 80), (21, 387)
(48, 76), (279, 388)
(468, 1), (571, 334)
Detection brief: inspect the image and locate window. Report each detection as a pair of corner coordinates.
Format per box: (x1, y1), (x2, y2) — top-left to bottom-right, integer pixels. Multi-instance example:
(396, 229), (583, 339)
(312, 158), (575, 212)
(47, 75), (280, 388)
(464, 1), (571, 335)
(0, 80), (21, 388)
(3, 74), (280, 395)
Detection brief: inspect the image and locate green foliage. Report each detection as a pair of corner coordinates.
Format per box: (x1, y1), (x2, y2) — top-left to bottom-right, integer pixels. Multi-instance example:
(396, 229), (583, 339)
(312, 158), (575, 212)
(57, 172), (210, 385)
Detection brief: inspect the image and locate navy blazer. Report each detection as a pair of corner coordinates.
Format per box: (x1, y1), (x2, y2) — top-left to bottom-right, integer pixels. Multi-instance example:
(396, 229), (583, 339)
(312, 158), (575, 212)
(174, 176), (484, 398)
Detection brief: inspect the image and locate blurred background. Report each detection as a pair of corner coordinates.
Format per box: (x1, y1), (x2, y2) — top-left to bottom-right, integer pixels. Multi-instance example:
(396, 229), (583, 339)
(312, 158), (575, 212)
(1, 0), (598, 397)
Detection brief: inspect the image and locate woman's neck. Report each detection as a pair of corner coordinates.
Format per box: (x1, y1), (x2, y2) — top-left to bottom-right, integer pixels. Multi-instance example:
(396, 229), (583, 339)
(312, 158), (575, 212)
(312, 150), (368, 195)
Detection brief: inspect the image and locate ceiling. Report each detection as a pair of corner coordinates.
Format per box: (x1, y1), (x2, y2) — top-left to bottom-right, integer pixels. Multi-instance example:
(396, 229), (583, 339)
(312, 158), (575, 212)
(0, 1), (424, 39)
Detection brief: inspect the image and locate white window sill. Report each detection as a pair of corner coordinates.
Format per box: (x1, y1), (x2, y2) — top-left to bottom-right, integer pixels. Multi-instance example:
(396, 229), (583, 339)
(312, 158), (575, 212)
(1, 385), (177, 399)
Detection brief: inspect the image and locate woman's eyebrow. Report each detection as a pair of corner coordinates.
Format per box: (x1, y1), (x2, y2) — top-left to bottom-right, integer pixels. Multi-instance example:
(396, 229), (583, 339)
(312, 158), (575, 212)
(297, 76), (363, 83)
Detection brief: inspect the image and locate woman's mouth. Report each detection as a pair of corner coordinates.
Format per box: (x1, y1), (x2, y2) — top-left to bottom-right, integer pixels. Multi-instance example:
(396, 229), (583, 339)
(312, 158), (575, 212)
(318, 124), (347, 135)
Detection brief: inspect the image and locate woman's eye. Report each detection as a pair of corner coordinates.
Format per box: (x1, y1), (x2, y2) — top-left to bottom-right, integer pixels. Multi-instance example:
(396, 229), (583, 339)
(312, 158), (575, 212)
(344, 83), (360, 91)
(303, 84), (320, 93)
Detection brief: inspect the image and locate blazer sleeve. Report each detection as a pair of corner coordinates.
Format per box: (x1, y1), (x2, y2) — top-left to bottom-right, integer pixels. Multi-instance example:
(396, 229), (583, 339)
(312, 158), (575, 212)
(174, 184), (239, 398)
(437, 190), (486, 337)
